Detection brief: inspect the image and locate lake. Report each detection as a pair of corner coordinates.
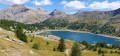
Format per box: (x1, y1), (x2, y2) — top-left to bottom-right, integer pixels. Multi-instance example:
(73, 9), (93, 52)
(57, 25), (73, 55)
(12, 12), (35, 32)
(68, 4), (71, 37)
(39, 31), (120, 45)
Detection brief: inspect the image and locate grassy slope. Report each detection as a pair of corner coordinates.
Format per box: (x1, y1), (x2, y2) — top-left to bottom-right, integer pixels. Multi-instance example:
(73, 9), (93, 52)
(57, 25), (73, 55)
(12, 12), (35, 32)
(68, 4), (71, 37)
(0, 28), (35, 56)
(27, 36), (74, 56)
(82, 49), (119, 56)
(0, 28), (120, 56)
(27, 36), (120, 56)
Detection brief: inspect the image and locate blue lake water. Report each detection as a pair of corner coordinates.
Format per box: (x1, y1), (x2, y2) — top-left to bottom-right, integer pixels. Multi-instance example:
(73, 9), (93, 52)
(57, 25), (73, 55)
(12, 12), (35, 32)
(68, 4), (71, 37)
(39, 31), (120, 45)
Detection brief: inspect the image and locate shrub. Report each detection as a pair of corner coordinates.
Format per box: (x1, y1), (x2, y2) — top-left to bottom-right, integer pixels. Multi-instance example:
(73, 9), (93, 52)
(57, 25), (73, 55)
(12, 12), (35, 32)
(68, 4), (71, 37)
(93, 47), (97, 51)
(46, 42), (50, 45)
(32, 42), (40, 50)
(102, 53), (105, 56)
(30, 39), (33, 42)
(115, 51), (118, 53)
(6, 35), (10, 39)
(53, 47), (56, 51)
(95, 42), (107, 48)
(110, 51), (114, 54)
(82, 40), (90, 48)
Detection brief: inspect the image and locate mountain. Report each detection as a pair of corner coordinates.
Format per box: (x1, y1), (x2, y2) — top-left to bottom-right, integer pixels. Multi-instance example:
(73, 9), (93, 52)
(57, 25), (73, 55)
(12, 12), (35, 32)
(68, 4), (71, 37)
(1, 5), (120, 56)
(0, 4), (120, 24)
(111, 8), (120, 16)
(49, 9), (66, 16)
(74, 10), (93, 16)
(35, 8), (120, 34)
(0, 4), (50, 24)
(73, 8), (120, 22)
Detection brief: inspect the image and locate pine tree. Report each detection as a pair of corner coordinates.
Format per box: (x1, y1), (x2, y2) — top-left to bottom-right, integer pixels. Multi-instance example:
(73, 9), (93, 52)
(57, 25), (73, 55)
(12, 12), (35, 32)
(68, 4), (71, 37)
(57, 37), (66, 52)
(16, 25), (23, 39)
(110, 51), (113, 54)
(16, 25), (28, 42)
(98, 48), (102, 54)
(71, 41), (82, 56)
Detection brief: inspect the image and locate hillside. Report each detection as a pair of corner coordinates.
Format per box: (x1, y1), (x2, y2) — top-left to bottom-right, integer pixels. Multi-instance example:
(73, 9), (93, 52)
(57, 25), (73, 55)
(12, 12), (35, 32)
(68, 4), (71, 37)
(0, 1), (120, 56)
(0, 27), (71, 56)
(0, 20), (35, 31)
(0, 27), (120, 56)
(32, 8), (120, 37)
(1, 5), (120, 38)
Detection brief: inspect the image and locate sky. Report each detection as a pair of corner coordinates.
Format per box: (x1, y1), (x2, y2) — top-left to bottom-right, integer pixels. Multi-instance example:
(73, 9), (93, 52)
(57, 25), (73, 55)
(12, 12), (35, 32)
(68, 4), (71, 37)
(0, 0), (120, 14)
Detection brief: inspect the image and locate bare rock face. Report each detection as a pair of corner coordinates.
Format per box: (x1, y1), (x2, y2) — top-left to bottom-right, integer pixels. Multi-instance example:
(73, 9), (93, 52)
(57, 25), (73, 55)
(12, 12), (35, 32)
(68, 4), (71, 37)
(0, 4), (50, 24)
(0, 4), (29, 19)
(49, 9), (66, 16)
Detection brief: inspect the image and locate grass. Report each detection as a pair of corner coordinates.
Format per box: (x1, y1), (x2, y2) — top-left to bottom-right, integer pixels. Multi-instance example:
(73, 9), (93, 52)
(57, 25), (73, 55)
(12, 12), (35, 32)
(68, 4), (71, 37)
(82, 48), (120, 56)
(27, 36), (120, 56)
(0, 29), (120, 56)
(27, 36), (74, 56)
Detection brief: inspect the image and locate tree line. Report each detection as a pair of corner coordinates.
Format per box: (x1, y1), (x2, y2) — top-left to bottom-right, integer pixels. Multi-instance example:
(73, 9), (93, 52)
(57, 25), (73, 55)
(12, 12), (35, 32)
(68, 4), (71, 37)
(0, 19), (36, 31)
(34, 19), (120, 37)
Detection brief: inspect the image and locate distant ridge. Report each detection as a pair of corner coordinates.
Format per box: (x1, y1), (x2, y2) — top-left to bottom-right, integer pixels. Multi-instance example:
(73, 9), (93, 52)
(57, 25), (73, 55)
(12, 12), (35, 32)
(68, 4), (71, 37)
(74, 10), (93, 16)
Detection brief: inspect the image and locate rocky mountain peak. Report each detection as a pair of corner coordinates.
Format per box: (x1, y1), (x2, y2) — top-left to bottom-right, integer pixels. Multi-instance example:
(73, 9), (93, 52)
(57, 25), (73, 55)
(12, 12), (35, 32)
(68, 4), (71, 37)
(35, 7), (49, 13)
(11, 4), (26, 7)
(0, 5), (50, 24)
(49, 9), (66, 16)
(36, 7), (44, 10)
(53, 9), (64, 13)
(0, 4), (30, 17)
(9, 4), (30, 13)
(54, 9), (60, 11)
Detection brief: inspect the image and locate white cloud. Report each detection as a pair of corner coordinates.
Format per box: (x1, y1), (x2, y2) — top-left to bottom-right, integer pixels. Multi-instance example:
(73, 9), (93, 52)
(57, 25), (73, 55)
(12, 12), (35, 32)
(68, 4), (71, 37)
(32, 0), (52, 6)
(88, 1), (120, 10)
(0, 0), (29, 5)
(60, 1), (67, 5)
(62, 1), (86, 10)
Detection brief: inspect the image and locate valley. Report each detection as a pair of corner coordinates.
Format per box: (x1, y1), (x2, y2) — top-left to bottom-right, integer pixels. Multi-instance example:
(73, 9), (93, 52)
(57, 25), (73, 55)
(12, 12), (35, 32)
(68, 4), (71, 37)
(0, 4), (120, 56)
